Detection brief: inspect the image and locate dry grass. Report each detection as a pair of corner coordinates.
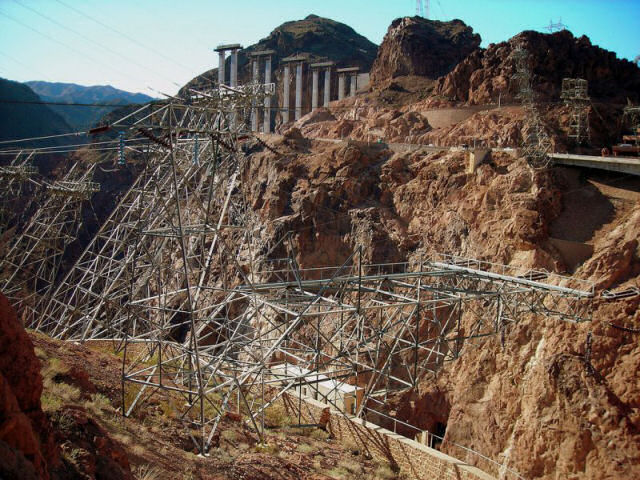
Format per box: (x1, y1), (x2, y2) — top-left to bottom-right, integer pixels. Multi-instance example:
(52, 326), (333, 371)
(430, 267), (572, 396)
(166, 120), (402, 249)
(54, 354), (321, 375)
(373, 462), (398, 479)
(133, 464), (161, 480)
(297, 442), (315, 454)
(84, 393), (113, 416)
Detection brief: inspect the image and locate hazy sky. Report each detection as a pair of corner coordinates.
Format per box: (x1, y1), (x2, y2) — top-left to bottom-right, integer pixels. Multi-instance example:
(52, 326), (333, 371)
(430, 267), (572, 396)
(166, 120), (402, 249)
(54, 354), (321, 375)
(0, 0), (638, 96)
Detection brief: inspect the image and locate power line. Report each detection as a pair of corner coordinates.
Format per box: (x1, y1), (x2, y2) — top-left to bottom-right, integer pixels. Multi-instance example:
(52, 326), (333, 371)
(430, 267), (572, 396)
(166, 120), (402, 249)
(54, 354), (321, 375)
(0, 98), (151, 108)
(11, 0), (182, 88)
(0, 131), (87, 145)
(0, 8), (154, 95)
(53, 0), (196, 75)
(0, 50), (52, 81)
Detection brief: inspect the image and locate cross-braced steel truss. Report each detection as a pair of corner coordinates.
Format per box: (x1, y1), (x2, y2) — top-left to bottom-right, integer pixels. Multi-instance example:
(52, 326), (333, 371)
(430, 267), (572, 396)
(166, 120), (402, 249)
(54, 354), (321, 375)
(0, 161), (99, 324)
(512, 45), (553, 168)
(25, 76), (594, 458)
(0, 151), (39, 234)
(561, 78), (591, 146)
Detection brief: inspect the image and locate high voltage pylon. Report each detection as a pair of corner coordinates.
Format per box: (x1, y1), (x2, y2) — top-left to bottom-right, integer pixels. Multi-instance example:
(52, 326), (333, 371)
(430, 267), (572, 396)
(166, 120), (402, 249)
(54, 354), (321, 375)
(512, 44), (553, 168)
(0, 161), (99, 324)
(0, 151), (39, 234)
(21, 55), (595, 460)
(415, 0), (430, 18)
(561, 78), (591, 146)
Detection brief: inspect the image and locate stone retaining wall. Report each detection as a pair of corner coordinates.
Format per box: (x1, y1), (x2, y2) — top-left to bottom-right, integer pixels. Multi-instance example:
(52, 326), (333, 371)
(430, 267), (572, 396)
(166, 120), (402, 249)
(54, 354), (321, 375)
(279, 393), (495, 480)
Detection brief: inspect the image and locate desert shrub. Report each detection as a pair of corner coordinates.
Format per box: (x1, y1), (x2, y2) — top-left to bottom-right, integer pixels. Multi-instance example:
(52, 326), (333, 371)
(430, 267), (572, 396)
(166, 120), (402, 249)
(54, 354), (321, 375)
(338, 458), (363, 476)
(309, 428), (330, 440)
(297, 442), (314, 453)
(41, 391), (63, 413)
(254, 442), (279, 454)
(373, 462), (397, 479)
(85, 393), (113, 416)
(263, 402), (292, 428)
(134, 464), (161, 480)
(47, 381), (81, 404)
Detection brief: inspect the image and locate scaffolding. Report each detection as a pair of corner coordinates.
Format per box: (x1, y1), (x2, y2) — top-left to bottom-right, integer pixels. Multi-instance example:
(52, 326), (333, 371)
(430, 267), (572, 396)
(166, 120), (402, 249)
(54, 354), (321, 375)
(512, 45), (553, 168)
(561, 78), (591, 146)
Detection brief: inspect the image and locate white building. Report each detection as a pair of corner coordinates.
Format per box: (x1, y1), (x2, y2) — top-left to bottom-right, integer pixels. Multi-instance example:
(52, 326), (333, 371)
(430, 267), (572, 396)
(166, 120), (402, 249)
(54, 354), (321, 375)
(269, 363), (363, 415)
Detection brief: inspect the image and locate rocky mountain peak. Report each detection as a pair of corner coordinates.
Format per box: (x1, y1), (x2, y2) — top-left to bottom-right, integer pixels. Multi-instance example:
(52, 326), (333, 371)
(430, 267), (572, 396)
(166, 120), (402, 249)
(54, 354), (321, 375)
(435, 28), (640, 105)
(370, 16), (481, 88)
(181, 15), (377, 94)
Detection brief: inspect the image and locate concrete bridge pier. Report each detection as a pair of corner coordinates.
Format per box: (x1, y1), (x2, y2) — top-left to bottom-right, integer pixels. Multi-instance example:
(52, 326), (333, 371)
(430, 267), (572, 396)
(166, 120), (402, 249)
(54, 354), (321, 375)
(310, 62), (334, 111)
(217, 51), (226, 85)
(215, 44), (242, 87)
(282, 55), (307, 124)
(324, 65), (332, 107)
(250, 50), (276, 132)
(295, 62), (303, 120)
(337, 67), (359, 100)
(311, 69), (319, 111)
(264, 55), (272, 133)
(282, 63), (290, 124)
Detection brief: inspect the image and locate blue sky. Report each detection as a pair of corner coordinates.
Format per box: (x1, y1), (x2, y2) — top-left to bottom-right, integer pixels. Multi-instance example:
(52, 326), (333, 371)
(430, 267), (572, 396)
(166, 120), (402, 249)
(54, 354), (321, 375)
(0, 0), (638, 96)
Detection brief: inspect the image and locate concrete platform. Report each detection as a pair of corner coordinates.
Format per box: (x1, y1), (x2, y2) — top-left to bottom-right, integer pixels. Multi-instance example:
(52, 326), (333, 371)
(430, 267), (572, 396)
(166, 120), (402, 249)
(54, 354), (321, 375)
(550, 153), (640, 176)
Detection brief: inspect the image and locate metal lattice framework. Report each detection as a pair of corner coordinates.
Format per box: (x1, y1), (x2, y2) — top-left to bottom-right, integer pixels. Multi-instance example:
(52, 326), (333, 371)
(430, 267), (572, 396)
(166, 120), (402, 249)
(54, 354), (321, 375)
(512, 45), (553, 168)
(20, 77), (595, 461)
(0, 151), (39, 234)
(0, 162), (99, 324)
(623, 105), (640, 155)
(561, 78), (591, 146)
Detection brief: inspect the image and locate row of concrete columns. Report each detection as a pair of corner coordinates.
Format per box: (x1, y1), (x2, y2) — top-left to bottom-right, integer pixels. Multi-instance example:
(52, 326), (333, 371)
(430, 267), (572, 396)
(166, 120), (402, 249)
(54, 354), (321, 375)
(215, 43), (242, 88)
(251, 50), (274, 133)
(215, 44), (360, 132)
(282, 57), (360, 124)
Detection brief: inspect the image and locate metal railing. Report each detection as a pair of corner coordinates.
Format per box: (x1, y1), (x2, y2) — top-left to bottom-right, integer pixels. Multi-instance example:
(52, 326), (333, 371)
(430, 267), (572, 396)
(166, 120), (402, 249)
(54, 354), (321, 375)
(360, 399), (526, 480)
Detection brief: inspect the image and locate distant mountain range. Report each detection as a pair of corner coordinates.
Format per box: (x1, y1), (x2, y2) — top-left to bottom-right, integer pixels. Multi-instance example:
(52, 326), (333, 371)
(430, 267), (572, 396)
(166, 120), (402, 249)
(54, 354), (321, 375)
(25, 81), (155, 131)
(0, 77), (73, 147)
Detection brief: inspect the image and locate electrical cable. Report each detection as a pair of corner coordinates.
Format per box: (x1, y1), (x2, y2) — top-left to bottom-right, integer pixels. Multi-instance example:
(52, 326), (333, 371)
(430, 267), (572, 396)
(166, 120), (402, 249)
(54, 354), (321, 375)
(12, 0), (182, 88)
(53, 0), (196, 75)
(0, 8), (156, 95)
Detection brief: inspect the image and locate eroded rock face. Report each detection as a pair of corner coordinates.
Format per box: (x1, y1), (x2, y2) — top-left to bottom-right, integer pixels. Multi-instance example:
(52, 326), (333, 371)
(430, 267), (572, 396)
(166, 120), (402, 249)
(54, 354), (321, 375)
(435, 29), (640, 104)
(0, 293), (58, 480)
(244, 133), (640, 478)
(370, 17), (481, 88)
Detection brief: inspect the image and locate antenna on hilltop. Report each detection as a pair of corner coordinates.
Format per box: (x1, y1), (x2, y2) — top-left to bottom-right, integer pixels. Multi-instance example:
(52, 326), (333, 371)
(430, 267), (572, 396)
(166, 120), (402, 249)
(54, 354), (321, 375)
(415, 0), (429, 18)
(545, 18), (567, 33)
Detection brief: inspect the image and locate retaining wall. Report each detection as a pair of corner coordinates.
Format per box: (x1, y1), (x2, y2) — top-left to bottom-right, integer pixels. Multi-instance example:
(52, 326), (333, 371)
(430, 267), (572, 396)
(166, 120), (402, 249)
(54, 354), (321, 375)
(279, 393), (495, 480)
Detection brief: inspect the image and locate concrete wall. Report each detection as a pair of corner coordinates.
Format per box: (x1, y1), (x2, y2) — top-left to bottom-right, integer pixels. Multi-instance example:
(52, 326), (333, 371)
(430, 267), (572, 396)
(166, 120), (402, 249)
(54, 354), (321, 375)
(279, 393), (495, 480)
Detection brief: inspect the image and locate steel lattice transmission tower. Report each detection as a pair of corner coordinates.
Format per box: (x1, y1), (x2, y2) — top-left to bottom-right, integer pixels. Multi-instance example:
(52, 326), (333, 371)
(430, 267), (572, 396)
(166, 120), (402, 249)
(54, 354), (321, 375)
(416, 0), (429, 18)
(0, 151), (38, 234)
(27, 53), (595, 462)
(623, 104), (640, 156)
(561, 78), (591, 146)
(512, 45), (553, 168)
(0, 162), (99, 324)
